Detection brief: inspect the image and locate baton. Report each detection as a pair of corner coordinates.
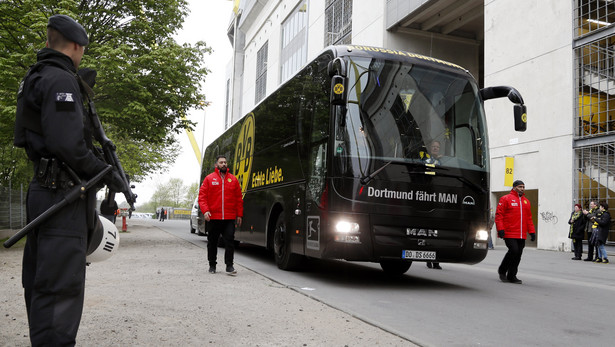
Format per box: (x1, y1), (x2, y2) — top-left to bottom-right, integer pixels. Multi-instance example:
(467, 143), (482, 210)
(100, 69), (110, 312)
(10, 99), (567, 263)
(3, 166), (112, 249)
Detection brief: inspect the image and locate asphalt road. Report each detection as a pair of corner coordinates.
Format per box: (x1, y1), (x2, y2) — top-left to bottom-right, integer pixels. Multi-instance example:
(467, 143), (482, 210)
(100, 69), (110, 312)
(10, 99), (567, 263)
(157, 218), (615, 346)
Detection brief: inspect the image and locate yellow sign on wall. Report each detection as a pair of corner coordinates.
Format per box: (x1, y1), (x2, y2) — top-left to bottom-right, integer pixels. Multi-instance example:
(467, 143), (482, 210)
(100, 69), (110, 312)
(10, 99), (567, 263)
(504, 157), (514, 187)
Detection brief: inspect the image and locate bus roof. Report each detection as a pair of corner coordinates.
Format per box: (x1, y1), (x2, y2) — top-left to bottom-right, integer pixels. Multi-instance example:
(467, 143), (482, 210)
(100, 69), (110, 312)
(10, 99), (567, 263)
(327, 45), (471, 76)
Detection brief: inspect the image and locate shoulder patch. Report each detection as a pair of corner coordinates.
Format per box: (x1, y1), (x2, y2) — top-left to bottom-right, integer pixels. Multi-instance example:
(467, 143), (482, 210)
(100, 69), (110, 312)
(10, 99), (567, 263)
(55, 92), (76, 112)
(56, 92), (75, 102)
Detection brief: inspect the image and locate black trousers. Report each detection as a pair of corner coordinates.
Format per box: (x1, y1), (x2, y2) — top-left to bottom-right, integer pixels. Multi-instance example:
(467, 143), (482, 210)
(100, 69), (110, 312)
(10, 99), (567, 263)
(207, 219), (236, 266)
(22, 181), (87, 346)
(498, 238), (526, 280)
(572, 238), (583, 259)
(587, 232), (595, 259)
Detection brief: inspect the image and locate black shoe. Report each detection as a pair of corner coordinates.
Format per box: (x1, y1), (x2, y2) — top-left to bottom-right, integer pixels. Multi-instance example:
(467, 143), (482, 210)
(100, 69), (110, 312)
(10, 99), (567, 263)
(509, 277), (523, 284)
(572, 257), (582, 260)
(433, 263), (442, 270)
(499, 273), (508, 282)
(208, 266), (216, 274)
(226, 265), (237, 276)
(583, 258), (593, 261)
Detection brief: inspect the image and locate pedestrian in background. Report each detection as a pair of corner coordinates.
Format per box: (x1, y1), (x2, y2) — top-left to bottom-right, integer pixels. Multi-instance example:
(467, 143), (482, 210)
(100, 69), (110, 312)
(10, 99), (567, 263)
(159, 207), (166, 222)
(590, 201), (610, 264)
(199, 155), (243, 275)
(426, 261), (442, 270)
(495, 180), (536, 284)
(13, 14), (124, 346)
(568, 203), (585, 260)
(582, 201), (598, 261)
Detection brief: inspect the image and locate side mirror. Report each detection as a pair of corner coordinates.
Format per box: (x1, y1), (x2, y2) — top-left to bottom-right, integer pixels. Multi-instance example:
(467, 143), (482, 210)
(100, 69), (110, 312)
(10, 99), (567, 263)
(514, 104), (527, 132)
(327, 57), (347, 77)
(330, 75), (347, 106)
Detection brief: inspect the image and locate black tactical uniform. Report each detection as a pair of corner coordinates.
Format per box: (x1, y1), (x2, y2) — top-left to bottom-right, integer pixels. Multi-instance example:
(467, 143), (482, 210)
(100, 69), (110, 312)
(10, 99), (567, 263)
(13, 15), (110, 346)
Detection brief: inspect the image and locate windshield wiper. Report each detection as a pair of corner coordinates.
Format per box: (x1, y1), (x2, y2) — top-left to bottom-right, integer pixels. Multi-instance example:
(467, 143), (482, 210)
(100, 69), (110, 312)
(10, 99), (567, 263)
(360, 160), (393, 185)
(445, 173), (486, 194)
(360, 160), (427, 185)
(406, 166), (486, 193)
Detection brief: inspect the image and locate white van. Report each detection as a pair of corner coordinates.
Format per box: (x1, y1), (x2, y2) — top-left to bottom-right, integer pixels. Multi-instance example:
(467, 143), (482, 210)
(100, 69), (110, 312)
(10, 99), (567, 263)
(189, 196), (205, 235)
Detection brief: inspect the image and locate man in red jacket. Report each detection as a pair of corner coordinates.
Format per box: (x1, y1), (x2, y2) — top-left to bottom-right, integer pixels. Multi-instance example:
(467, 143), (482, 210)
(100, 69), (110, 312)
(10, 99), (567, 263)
(495, 180), (536, 284)
(199, 155), (243, 275)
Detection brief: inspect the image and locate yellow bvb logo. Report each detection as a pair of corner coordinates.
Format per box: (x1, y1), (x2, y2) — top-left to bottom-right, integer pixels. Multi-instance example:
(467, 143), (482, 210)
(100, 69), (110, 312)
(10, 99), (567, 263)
(521, 113), (527, 123)
(234, 113), (255, 196)
(333, 83), (344, 95)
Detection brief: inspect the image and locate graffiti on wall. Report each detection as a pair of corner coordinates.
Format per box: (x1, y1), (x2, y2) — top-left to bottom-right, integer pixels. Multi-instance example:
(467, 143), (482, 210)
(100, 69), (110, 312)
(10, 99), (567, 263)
(540, 211), (558, 224)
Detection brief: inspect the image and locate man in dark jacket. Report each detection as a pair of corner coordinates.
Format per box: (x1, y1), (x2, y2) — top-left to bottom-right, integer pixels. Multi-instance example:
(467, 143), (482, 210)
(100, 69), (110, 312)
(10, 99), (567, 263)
(582, 200), (598, 261)
(495, 180), (536, 284)
(199, 155), (244, 275)
(568, 203), (586, 260)
(13, 15), (123, 346)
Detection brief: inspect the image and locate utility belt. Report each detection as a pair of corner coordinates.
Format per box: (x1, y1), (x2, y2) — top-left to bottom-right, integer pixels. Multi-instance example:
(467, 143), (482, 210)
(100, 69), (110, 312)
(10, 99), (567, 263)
(36, 158), (80, 190)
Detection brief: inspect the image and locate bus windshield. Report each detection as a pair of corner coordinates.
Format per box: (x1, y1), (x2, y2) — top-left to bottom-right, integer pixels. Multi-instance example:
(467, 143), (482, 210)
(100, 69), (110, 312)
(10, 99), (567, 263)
(333, 56), (489, 178)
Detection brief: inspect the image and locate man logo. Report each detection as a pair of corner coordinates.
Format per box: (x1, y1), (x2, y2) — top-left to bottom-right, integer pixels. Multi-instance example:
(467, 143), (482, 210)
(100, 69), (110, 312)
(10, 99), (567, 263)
(462, 196), (476, 206)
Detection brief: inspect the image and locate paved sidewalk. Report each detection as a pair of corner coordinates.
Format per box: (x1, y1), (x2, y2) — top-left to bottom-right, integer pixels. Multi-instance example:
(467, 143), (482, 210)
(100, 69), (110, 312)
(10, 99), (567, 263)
(1, 219), (413, 346)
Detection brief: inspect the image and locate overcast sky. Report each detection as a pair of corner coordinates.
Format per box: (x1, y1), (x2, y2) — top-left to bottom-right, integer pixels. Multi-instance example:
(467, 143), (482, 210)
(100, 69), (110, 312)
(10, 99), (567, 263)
(119, 0), (234, 206)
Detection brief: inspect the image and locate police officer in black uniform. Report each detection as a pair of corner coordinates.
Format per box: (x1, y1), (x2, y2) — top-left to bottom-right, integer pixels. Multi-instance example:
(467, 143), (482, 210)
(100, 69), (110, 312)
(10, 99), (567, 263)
(13, 14), (123, 346)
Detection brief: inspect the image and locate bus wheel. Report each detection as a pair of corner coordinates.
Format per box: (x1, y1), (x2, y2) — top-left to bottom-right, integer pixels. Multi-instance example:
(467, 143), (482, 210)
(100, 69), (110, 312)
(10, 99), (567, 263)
(273, 212), (300, 270)
(380, 260), (411, 275)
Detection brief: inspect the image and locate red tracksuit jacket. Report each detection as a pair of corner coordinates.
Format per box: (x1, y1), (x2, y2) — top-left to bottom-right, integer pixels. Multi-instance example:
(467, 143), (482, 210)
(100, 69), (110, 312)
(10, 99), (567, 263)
(495, 189), (536, 239)
(198, 168), (243, 220)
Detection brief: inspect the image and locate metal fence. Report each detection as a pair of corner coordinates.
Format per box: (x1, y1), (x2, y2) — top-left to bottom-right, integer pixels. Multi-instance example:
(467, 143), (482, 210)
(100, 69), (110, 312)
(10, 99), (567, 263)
(0, 182), (26, 230)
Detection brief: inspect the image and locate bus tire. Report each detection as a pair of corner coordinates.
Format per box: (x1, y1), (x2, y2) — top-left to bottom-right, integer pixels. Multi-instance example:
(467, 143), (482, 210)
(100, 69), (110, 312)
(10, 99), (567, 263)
(380, 260), (411, 275)
(273, 212), (301, 270)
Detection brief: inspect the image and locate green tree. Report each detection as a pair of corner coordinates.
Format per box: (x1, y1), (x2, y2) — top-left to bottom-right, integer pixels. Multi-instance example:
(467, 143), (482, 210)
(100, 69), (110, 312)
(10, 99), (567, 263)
(166, 177), (186, 206)
(140, 177), (195, 212)
(185, 181), (199, 205)
(0, 0), (212, 187)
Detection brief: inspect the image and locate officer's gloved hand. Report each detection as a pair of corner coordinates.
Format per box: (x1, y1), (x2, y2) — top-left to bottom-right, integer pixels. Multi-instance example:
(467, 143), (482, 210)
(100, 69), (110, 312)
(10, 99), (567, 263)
(530, 233), (536, 242)
(498, 230), (505, 239)
(104, 169), (125, 192)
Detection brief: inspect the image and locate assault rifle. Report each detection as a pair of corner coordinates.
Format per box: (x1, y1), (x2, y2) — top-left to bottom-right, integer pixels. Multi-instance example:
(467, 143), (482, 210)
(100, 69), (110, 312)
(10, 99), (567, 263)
(78, 68), (137, 214)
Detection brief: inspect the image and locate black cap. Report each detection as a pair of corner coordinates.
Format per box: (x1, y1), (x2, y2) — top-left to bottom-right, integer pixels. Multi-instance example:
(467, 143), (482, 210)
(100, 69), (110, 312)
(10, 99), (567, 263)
(47, 14), (89, 46)
(512, 180), (525, 187)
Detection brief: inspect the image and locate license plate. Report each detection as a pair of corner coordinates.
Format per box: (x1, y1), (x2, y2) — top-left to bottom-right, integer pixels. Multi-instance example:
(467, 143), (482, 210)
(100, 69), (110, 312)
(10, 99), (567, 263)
(402, 250), (436, 260)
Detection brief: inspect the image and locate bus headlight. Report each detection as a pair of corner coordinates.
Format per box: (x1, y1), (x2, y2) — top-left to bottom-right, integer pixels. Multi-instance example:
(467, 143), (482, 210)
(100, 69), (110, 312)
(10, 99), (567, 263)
(475, 229), (489, 241)
(335, 221), (360, 234)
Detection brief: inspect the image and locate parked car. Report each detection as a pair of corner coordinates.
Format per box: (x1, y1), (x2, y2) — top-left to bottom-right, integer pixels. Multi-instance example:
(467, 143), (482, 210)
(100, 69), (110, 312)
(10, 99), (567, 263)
(190, 196), (206, 236)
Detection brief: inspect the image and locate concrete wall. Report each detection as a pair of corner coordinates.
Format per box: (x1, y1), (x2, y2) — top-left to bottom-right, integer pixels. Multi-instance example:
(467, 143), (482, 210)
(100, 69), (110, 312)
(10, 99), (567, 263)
(351, 1), (385, 47)
(484, 0), (574, 250)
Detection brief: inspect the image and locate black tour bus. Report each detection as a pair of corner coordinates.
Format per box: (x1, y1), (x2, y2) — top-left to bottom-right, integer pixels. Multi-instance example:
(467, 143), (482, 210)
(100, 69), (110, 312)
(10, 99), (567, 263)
(199, 45), (526, 275)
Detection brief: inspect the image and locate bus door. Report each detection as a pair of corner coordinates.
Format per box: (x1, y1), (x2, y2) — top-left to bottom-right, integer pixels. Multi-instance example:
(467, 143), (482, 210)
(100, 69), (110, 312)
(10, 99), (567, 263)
(304, 108), (330, 255)
(298, 55), (332, 257)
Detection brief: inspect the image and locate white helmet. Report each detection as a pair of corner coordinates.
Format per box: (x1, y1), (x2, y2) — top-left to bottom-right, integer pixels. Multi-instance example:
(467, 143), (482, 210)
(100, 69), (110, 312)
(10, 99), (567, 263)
(86, 215), (120, 263)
